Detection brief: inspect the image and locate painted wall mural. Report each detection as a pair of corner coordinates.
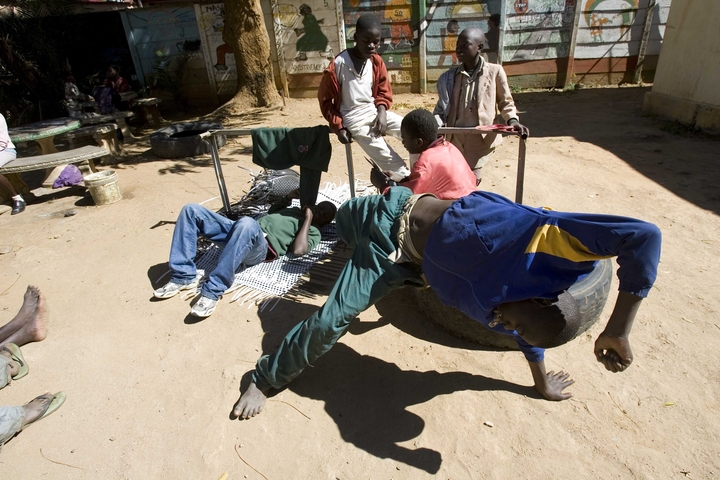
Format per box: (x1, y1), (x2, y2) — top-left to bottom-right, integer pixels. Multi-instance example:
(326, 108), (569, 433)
(342, 0), (418, 86)
(503, 0), (575, 63)
(574, 0), (670, 59)
(274, 0), (339, 75)
(424, 0), (500, 82)
(196, 3), (238, 100)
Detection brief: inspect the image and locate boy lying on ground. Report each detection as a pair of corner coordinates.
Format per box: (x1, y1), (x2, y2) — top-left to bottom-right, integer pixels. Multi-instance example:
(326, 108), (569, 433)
(154, 191), (336, 318)
(370, 108), (477, 200)
(231, 187), (661, 418)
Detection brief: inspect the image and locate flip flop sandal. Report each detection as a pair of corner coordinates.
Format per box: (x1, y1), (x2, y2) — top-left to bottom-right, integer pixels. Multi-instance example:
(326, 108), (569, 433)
(24, 392), (67, 428)
(1, 343), (29, 380)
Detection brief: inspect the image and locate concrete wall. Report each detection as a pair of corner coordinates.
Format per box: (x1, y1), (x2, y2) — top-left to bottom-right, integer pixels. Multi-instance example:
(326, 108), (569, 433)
(643, 0), (720, 132)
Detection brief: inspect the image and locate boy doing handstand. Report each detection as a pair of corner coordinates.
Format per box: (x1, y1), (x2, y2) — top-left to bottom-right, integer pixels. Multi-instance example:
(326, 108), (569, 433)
(318, 14), (410, 181)
(232, 187), (662, 418)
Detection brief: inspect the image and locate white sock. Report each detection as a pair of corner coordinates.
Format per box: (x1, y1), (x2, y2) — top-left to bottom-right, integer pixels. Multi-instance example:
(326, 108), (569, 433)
(11, 195), (23, 202)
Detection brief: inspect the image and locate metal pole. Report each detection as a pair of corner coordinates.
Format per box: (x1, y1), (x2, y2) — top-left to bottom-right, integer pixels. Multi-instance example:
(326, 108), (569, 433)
(515, 138), (526, 204)
(208, 133), (232, 213)
(344, 142), (356, 198)
(418, 0), (427, 93)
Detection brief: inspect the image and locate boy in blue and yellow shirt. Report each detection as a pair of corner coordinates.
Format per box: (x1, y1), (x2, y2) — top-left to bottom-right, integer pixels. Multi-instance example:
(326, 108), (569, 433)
(232, 187), (662, 418)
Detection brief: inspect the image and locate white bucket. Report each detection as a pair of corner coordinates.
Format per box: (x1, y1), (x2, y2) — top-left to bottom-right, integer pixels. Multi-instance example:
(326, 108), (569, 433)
(83, 170), (122, 205)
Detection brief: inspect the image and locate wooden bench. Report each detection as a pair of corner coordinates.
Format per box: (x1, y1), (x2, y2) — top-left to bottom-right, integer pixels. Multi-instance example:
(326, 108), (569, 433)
(0, 145), (109, 203)
(133, 97), (164, 127)
(58, 124), (125, 163)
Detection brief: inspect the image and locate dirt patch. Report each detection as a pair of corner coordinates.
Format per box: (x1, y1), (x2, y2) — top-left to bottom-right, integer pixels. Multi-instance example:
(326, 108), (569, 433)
(1, 87), (718, 479)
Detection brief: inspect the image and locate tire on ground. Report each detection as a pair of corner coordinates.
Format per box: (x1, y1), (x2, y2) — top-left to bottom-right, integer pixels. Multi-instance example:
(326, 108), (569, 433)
(150, 122), (226, 159)
(410, 258), (613, 349)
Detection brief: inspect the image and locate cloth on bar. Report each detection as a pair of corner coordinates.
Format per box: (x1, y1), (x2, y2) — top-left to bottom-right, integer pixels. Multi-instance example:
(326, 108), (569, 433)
(251, 126), (332, 207)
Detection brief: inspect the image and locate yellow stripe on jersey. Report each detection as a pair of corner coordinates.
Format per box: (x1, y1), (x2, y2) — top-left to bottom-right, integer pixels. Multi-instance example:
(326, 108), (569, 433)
(524, 224), (613, 262)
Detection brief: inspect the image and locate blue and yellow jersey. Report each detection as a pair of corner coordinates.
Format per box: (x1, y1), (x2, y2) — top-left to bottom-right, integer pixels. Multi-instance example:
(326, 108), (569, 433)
(422, 191), (662, 362)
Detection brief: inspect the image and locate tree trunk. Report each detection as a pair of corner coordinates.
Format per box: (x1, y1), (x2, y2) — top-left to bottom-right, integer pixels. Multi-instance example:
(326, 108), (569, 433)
(222, 0), (282, 111)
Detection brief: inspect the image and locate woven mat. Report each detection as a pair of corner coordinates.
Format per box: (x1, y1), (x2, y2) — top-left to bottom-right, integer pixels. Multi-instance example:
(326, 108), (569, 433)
(178, 180), (373, 310)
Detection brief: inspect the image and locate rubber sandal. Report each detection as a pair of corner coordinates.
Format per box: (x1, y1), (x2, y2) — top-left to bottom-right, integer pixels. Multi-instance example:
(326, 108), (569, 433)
(24, 392), (66, 428)
(1, 343), (29, 380)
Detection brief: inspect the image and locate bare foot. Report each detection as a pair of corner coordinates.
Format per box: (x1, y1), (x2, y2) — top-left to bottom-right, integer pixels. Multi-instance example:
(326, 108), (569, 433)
(231, 382), (268, 419)
(0, 287), (48, 348)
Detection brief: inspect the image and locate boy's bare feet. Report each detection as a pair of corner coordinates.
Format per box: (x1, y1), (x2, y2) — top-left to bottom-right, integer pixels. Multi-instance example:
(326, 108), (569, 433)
(0, 286), (49, 347)
(231, 381), (268, 419)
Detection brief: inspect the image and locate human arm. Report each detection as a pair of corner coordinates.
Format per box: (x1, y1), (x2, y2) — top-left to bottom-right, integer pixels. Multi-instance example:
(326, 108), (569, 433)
(594, 291), (643, 372)
(317, 67), (345, 133)
(528, 360), (574, 401)
(370, 105), (388, 137)
(495, 66), (520, 125)
(337, 128), (353, 144)
(556, 213), (662, 370)
(290, 207), (315, 256)
(372, 56), (393, 111)
(508, 118), (529, 139)
(433, 71), (452, 126)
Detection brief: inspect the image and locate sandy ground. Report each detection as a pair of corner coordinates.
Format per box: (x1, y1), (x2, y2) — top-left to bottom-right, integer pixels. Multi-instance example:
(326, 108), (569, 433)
(0, 87), (719, 479)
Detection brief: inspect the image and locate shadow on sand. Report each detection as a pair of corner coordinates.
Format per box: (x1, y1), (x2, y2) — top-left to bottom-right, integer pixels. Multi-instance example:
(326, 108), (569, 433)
(252, 291), (534, 473)
(513, 87), (720, 215)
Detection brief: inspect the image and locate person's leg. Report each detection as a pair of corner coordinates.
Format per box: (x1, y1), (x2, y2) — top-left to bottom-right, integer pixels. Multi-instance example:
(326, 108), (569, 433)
(0, 393), (63, 447)
(0, 405), (24, 446)
(200, 217), (268, 300)
(0, 286), (48, 348)
(449, 134), (494, 184)
(232, 189), (422, 418)
(0, 174), (19, 197)
(168, 204), (236, 284)
(346, 119), (409, 178)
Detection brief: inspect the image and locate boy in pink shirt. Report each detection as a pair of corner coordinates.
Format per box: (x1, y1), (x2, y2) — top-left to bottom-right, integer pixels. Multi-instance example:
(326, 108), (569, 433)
(371, 108), (477, 200)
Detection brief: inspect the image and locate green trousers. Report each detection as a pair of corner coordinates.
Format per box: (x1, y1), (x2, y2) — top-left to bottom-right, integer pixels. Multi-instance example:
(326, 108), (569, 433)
(253, 187), (423, 390)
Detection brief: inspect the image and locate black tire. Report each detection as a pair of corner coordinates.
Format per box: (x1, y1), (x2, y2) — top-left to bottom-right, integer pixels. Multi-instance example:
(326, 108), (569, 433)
(410, 259), (613, 349)
(150, 122), (226, 159)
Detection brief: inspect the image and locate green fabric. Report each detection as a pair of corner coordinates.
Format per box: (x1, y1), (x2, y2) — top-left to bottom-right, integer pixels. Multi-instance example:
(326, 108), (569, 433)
(251, 126), (331, 206)
(251, 126), (331, 171)
(253, 187), (423, 390)
(257, 206), (321, 256)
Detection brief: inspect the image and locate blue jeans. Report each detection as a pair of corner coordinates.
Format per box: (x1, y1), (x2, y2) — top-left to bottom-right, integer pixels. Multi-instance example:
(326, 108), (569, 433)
(169, 204), (268, 300)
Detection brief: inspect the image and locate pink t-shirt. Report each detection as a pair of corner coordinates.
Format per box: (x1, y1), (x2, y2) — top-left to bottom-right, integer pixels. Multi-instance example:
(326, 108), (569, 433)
(400, 137), (477, 200)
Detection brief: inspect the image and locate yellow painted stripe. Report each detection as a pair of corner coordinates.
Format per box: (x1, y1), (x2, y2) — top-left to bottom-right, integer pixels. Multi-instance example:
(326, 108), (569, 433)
(524, 224), (613, 262)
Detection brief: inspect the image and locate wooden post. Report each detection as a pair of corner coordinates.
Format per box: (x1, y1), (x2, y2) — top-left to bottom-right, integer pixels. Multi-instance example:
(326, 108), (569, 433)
(498, 0), (506, 65)
(634, 0), (656, 84)
(563, 0), (583, 88)
(418, 0), (427, 93)
(270, 0), (290, 99)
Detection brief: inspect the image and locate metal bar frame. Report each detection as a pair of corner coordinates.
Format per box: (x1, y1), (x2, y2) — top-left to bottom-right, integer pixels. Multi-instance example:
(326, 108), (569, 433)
(438, 126), (527, 203)
(201, 125), (528, 213)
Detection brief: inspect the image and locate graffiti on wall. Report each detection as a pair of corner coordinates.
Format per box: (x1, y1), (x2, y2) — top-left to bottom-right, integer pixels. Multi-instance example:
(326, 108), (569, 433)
(584, 0), (638, 42)
(274, 1), (336, 75)
(425, 0), (499, 69)
(503, 0), (575, 62)
(196, 3), (237, 97)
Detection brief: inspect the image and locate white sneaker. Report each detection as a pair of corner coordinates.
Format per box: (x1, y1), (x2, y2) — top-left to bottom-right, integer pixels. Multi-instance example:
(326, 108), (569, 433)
(190, 296), (218, 318)
(153, 277), (200, 299)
